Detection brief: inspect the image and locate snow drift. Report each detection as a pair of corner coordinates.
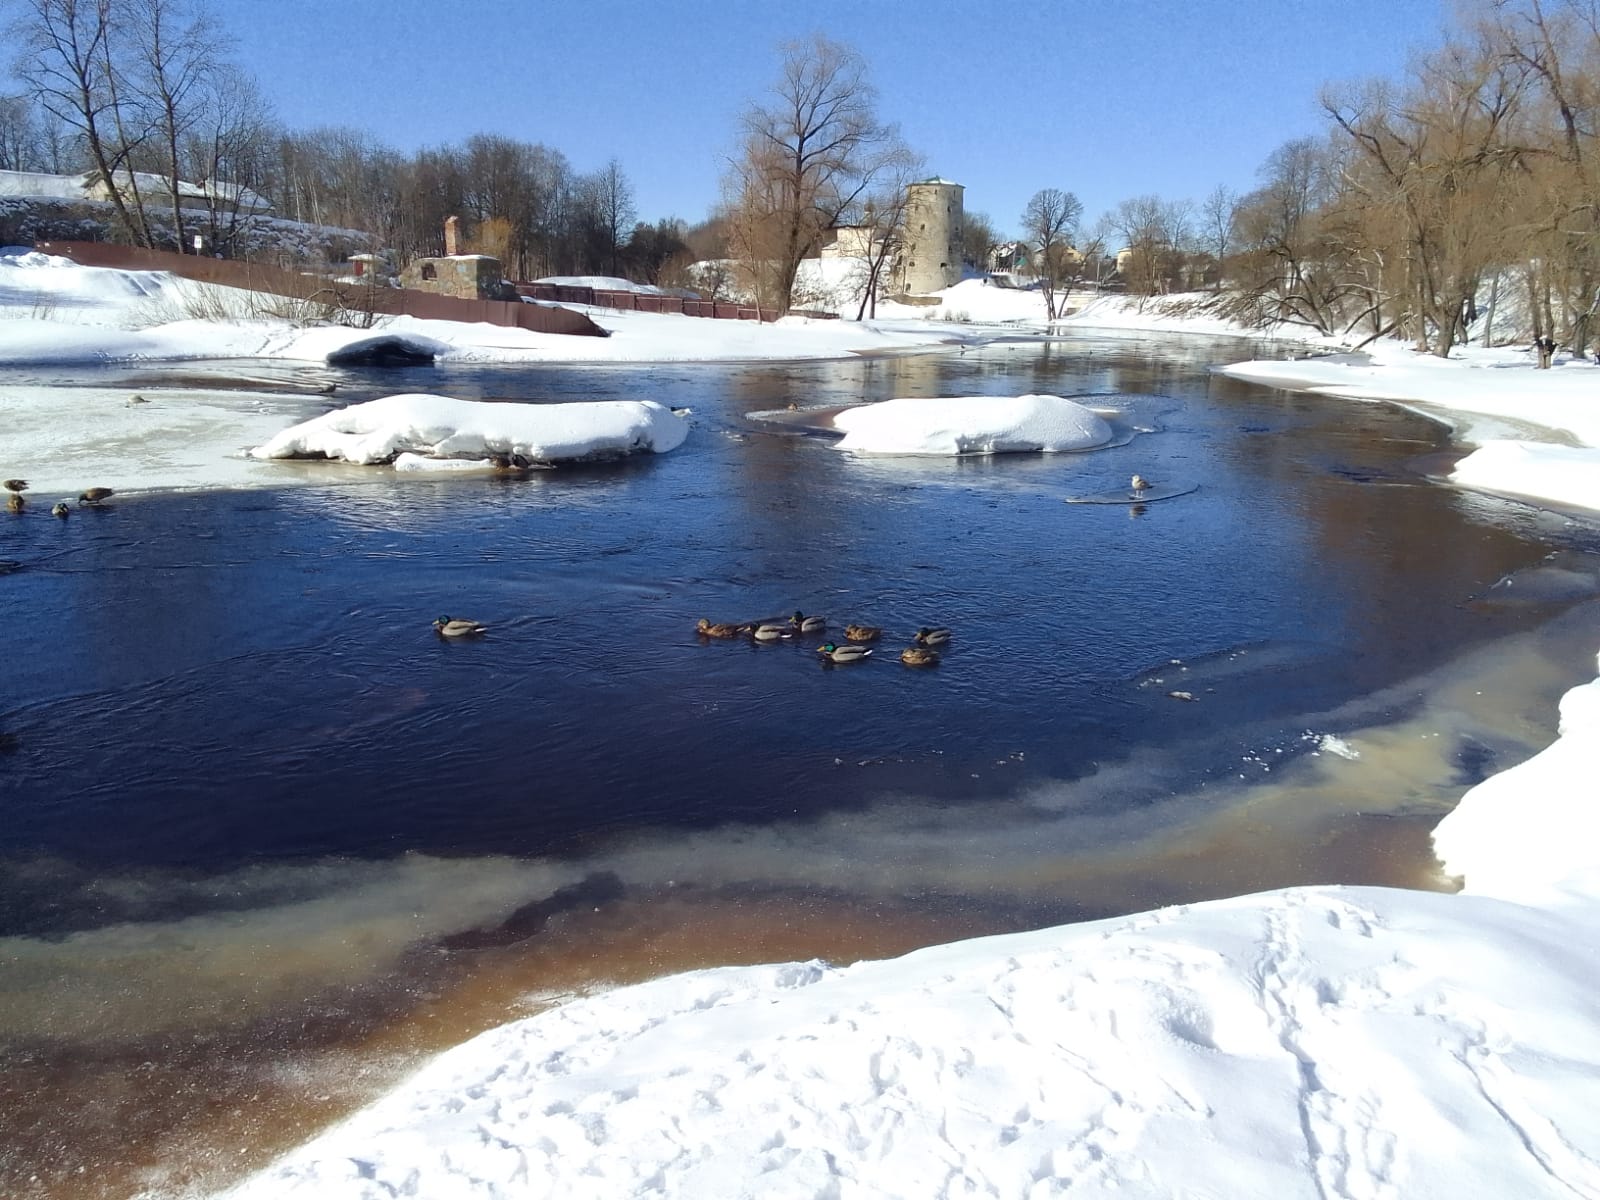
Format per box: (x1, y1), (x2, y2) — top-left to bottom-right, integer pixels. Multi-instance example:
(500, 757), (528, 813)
(831, 393), (1113, 455)
(248, 393), (689, 468)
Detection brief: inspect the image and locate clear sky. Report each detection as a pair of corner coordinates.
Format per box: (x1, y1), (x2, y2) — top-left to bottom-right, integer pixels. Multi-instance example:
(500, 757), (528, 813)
(216, 0), (1448, 236)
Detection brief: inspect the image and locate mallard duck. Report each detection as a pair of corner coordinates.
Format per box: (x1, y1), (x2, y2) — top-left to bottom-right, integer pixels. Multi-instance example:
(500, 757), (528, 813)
(843, 623), (881, 643)
(914, 626), (952, 646)
(790, 610), (826, 633)
(1130, 474), (1151, 496)
(751, 623), (791, 642)
(5, 492), (22, 513)
(696, 618), (747, 639)
(433, 615), (486, 637)
(79, 487), (115, 505)
(51, 501), (70, 518)
(817, 642), (872, 663)
(900, 646), (940, 667)
(3, 479), (27, 493)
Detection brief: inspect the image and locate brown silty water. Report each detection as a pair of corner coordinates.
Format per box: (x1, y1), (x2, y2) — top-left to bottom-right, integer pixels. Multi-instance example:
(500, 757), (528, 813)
(4, 594), (1597, 1200)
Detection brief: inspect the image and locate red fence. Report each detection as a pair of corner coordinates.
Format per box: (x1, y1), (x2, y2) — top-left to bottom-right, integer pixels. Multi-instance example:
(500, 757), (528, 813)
(514, 282), (838, 323)
(34, 242), (607, 338)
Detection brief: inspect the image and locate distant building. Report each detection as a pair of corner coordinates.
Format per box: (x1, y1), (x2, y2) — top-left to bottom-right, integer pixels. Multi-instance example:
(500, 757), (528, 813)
(0, 167), (271, 214)
(819, 225), (878, 260)
(896, 178), (964, 295)
(82, 169), (272, 214)
(987, 240), (1032, 281)
(399, 254), (509, 300)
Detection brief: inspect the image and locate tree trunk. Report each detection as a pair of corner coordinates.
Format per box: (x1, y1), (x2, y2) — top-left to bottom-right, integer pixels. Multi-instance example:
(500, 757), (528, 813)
(1481, 272), (1499, 348)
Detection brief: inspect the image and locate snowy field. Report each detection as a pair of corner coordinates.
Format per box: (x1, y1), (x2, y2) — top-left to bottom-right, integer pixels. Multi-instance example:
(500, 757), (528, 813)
(4, 248), (1600, 1198)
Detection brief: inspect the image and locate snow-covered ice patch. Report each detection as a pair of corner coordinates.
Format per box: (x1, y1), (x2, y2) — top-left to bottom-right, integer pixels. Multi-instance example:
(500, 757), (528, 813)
(1432, 649), (1600, 907)
(832, 393), (1112, 455)
(1451, 441), (1600, 512)
(248, 393), (689, 468)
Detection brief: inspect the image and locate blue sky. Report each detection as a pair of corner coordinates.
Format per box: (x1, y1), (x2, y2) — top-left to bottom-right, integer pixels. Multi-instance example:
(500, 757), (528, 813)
(224, 0), (1447, 236)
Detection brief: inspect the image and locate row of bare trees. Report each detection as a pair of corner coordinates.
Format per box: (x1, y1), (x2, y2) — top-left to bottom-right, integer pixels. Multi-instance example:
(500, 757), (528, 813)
(5, 0), (273, 254)
(1216, 0), (1600, 357)
(269, 128), (677, 279)
(997, 2), (1600, 356)
(2, 0), (686, 277)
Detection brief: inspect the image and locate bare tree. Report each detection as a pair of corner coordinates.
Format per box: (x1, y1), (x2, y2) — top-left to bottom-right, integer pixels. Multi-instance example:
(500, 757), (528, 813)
(847, 144), (922, 319)
(623, 217), (688, 284)
(1020, 187), (1083, 319)
(1488, 0), (1600, 355)
(1232, 137), (1351, 333)
(184, 65), (273, 256)
(1199, 184), (1238, 289)
(10, 0), (150, 244)
(1107, 194), (1191, 299)
(0, 94), (43, 169)
(1077, 222), (1113, 288)
(1323, 30), (1533, 356)
(961, 209), (998, 274)
(128, 0), (223, 252)
(591, 157), (635, 276)
(725, 35), (905, 315)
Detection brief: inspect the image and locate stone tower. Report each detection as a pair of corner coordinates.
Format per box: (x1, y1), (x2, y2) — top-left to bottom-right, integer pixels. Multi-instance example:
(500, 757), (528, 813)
(897, 178), (964, 295)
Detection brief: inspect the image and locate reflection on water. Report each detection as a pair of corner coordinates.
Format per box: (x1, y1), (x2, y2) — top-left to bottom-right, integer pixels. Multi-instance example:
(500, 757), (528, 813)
(2, 334), (1599, 1197)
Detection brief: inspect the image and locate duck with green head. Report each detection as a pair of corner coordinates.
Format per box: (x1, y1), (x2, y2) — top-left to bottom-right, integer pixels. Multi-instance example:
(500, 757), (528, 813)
(817, 642), (872, 664)
(790, 610), (826, 633)
(434, 616), (487, 638)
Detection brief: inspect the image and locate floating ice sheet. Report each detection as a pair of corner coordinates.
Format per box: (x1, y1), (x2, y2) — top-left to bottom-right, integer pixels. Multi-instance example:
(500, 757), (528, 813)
(1066, 483), (1197, 504)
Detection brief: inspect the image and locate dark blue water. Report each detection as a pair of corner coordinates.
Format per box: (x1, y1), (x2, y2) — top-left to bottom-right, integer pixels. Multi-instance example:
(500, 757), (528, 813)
(7, 335), (1600, 1199)
(0, 340), (1574, 878)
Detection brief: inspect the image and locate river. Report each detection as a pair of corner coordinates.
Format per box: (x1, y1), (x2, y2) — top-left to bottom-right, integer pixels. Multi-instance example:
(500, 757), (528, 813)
(2, 332), (1597, 1198)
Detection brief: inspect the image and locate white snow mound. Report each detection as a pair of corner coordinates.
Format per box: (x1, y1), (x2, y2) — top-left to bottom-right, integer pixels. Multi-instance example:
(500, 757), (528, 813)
(1450, 441), (1600, 512)
(1432, 649), (1600, 907)
(249, 393), (689, 467)
(832, 393), (1112, 455)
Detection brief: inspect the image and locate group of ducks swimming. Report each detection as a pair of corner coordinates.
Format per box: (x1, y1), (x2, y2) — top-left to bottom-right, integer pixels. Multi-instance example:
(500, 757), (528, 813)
(4, 479), (115, 516)
(696, 611), (952, 667)
(432, 610), (952, 667)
